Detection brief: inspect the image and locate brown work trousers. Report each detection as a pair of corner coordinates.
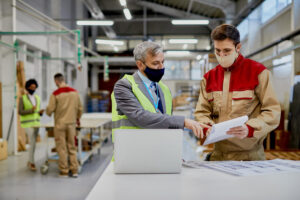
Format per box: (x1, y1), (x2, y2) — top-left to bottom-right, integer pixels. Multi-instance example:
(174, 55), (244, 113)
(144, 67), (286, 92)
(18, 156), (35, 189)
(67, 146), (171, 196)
(54, 123), (78, 174)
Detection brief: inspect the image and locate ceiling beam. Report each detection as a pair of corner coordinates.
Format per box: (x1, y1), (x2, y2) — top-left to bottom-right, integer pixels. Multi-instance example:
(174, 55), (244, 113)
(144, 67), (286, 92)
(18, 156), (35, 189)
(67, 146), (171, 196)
(136, 1), (219, 29)
(136, 1), (207, 20)
(82, 0), (116, 38)
(186, 0), (194, 16)
(231, 0), (263, 26)
(192, 0), (235, 24)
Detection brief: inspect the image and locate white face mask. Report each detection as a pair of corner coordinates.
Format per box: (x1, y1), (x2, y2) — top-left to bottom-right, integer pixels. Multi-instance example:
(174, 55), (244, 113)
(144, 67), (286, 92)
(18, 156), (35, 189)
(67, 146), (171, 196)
(215, 50), (238, 68)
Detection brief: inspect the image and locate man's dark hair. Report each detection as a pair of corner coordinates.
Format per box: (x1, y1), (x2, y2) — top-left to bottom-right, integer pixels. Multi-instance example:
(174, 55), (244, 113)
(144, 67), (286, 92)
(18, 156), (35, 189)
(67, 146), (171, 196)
(25, 79), (38, 89)
(54, 73), (64, 82)
(211, 24), (240, 46)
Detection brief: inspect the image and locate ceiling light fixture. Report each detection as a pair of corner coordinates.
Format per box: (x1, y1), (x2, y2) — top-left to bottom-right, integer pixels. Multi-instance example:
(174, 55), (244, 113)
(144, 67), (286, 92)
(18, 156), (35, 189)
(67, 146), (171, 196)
(119, 0), (127, 7)
(169, 39), (198, 44)
(95, 39), (124, 46)
(76, 20), (114, 26)
(165, 51), (191, 55)
(171, 19), (209, 25)
(113, 46), (119, 52)
(123, 8), (132, 20)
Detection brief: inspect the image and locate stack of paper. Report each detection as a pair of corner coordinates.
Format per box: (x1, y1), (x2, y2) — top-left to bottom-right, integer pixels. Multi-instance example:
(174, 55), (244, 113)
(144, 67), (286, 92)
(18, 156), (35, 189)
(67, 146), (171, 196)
(183, 159), (300, 176)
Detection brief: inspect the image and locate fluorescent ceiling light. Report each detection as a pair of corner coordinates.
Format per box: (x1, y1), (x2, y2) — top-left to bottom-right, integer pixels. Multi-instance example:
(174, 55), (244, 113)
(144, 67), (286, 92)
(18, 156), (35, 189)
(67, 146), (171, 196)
(171, 19), (209, 25)
(95, 39), (124, 46)
(77, 20), (114, 26)
(169, 39), (198, 44)
(123, 8), (132, 20)
(206, 46), (211, 50)
(119, 0), (127, 7)
(113, 46), (119, 52)
(165, 51), (191, 55)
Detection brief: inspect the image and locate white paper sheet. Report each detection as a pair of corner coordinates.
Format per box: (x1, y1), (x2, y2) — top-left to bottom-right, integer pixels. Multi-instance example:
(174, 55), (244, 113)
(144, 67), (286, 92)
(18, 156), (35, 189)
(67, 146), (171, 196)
(203, 116), (249, 146)
(183, 159), (300, 176)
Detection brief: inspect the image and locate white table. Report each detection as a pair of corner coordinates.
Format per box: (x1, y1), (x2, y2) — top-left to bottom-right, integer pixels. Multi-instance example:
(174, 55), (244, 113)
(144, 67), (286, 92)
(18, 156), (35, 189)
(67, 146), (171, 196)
(86, 162), (300, 200)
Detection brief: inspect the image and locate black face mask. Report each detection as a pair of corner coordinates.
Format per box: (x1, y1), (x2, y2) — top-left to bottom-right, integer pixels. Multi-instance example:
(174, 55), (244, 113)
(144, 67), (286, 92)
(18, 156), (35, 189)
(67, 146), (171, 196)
(27, 89), (35, 95)
(144, 64), (165, 82)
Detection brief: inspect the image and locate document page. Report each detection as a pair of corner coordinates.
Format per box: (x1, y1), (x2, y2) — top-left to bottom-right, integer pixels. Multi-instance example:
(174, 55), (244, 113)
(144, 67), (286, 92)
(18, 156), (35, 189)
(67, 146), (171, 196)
(183, 159), (300, 176)
(203, 116), (248, 146)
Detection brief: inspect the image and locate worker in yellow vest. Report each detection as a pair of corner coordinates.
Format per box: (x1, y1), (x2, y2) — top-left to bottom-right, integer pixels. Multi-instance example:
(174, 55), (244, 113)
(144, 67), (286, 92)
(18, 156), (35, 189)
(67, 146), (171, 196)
(112, 41), (210, 141)
(19, 79), (44, 171)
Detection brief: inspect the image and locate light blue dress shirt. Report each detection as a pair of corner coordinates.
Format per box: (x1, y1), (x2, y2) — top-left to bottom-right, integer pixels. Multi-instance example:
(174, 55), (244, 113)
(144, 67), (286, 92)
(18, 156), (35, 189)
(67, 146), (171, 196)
(137, 70), (158, 102)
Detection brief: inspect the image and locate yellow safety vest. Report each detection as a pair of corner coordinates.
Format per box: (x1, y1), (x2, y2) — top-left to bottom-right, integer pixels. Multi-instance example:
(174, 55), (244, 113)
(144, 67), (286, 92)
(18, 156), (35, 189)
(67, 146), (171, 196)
(20, 94), (41, 128)
(111, 74), (172, 140)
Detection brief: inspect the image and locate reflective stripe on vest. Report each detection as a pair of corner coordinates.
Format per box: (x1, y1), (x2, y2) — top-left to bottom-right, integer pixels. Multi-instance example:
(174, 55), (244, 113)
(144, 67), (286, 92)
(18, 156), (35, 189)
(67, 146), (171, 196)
(20, 94), (41, 128)
(111, 74), (172, 134)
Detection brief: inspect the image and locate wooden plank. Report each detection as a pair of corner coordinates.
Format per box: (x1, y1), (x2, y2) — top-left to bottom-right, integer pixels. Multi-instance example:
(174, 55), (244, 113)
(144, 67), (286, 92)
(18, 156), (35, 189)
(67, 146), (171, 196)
(0, 82), (2, 138)
(265, 151), (300, 160)
(16, 62), (27, 151)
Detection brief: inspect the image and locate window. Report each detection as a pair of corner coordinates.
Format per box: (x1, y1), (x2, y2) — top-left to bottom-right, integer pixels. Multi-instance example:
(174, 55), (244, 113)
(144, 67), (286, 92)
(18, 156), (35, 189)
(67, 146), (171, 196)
(191, 61), (201, 80)
(237, 19), (249, 41)
(261, 0), (292, 24)
(163, 60), (190, 80)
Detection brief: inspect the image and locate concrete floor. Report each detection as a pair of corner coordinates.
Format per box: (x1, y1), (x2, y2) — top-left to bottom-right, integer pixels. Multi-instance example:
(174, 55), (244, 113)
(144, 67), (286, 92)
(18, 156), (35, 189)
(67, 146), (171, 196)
(0, 139), (113, 200)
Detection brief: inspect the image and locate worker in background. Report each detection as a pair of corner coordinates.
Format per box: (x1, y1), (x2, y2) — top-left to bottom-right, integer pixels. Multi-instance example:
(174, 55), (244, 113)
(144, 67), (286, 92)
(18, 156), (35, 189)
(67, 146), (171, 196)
(46, 73), (83, 178)
(112, 41), (209, 139)
(194, 24), (281, 161)
(19, 79), (44, 171)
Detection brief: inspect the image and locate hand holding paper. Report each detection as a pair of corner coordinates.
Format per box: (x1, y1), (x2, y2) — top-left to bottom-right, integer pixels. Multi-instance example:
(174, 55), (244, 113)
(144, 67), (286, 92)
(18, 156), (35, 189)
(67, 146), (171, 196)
(226, 124), (249, 139)
(203, 116), (249, 146)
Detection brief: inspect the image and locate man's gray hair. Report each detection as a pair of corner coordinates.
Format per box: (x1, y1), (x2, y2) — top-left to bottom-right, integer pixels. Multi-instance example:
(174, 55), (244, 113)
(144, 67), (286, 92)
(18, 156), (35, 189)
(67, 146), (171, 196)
(133, 41), (163, 62)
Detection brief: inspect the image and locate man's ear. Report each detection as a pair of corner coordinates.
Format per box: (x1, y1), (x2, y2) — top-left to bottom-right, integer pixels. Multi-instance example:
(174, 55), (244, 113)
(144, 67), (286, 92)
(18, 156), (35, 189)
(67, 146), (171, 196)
(236, 43), (242, 53)
(136, 60), (144, 71)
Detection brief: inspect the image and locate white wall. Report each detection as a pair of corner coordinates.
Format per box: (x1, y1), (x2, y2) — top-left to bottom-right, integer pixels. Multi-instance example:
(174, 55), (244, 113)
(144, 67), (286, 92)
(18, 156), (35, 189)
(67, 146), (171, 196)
(0, 0), (88, 154)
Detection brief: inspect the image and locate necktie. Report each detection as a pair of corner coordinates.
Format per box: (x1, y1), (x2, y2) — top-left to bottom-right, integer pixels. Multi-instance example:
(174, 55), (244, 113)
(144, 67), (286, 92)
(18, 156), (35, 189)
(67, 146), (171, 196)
(150, 82), (164, 113)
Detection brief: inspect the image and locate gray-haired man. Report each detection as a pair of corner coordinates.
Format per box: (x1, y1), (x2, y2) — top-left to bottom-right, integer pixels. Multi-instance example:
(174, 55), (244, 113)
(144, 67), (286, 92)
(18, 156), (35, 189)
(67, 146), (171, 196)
(111, 41), (209, 137)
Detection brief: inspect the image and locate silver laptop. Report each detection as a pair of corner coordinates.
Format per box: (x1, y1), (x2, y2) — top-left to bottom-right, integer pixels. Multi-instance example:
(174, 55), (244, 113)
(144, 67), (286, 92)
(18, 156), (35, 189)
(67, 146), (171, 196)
(114, 129), (183, 174)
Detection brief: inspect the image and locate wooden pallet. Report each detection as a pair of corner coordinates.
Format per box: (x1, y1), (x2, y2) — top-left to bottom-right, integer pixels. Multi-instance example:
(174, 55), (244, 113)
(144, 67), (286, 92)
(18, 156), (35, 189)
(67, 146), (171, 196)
(265, 151), (300, 160)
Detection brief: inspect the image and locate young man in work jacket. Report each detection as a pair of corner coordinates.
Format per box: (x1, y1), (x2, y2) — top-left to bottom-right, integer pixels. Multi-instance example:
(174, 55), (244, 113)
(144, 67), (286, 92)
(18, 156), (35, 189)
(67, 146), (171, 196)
(46, 73), (83, 177)
(112, 41), (209, 140)
(19, 79), (44, 171)
(194, 24), (281, 161)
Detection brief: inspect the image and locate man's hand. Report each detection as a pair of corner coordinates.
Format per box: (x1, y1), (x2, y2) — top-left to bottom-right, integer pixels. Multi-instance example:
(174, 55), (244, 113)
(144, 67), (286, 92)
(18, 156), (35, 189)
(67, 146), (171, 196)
(184, 119), (211, 139)
(226, 124), (248, 139)
(76, 119), (80, 127)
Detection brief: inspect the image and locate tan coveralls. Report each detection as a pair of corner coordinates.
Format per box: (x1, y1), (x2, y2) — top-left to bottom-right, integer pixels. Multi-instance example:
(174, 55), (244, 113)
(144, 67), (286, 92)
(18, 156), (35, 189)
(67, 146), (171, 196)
(195, 54), (281, 161)
(46, 86), (83, 173)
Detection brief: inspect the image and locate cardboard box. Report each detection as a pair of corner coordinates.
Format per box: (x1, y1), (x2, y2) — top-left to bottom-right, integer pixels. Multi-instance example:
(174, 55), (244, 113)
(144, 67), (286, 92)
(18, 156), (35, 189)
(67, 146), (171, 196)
(0, 139), (8, 161)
